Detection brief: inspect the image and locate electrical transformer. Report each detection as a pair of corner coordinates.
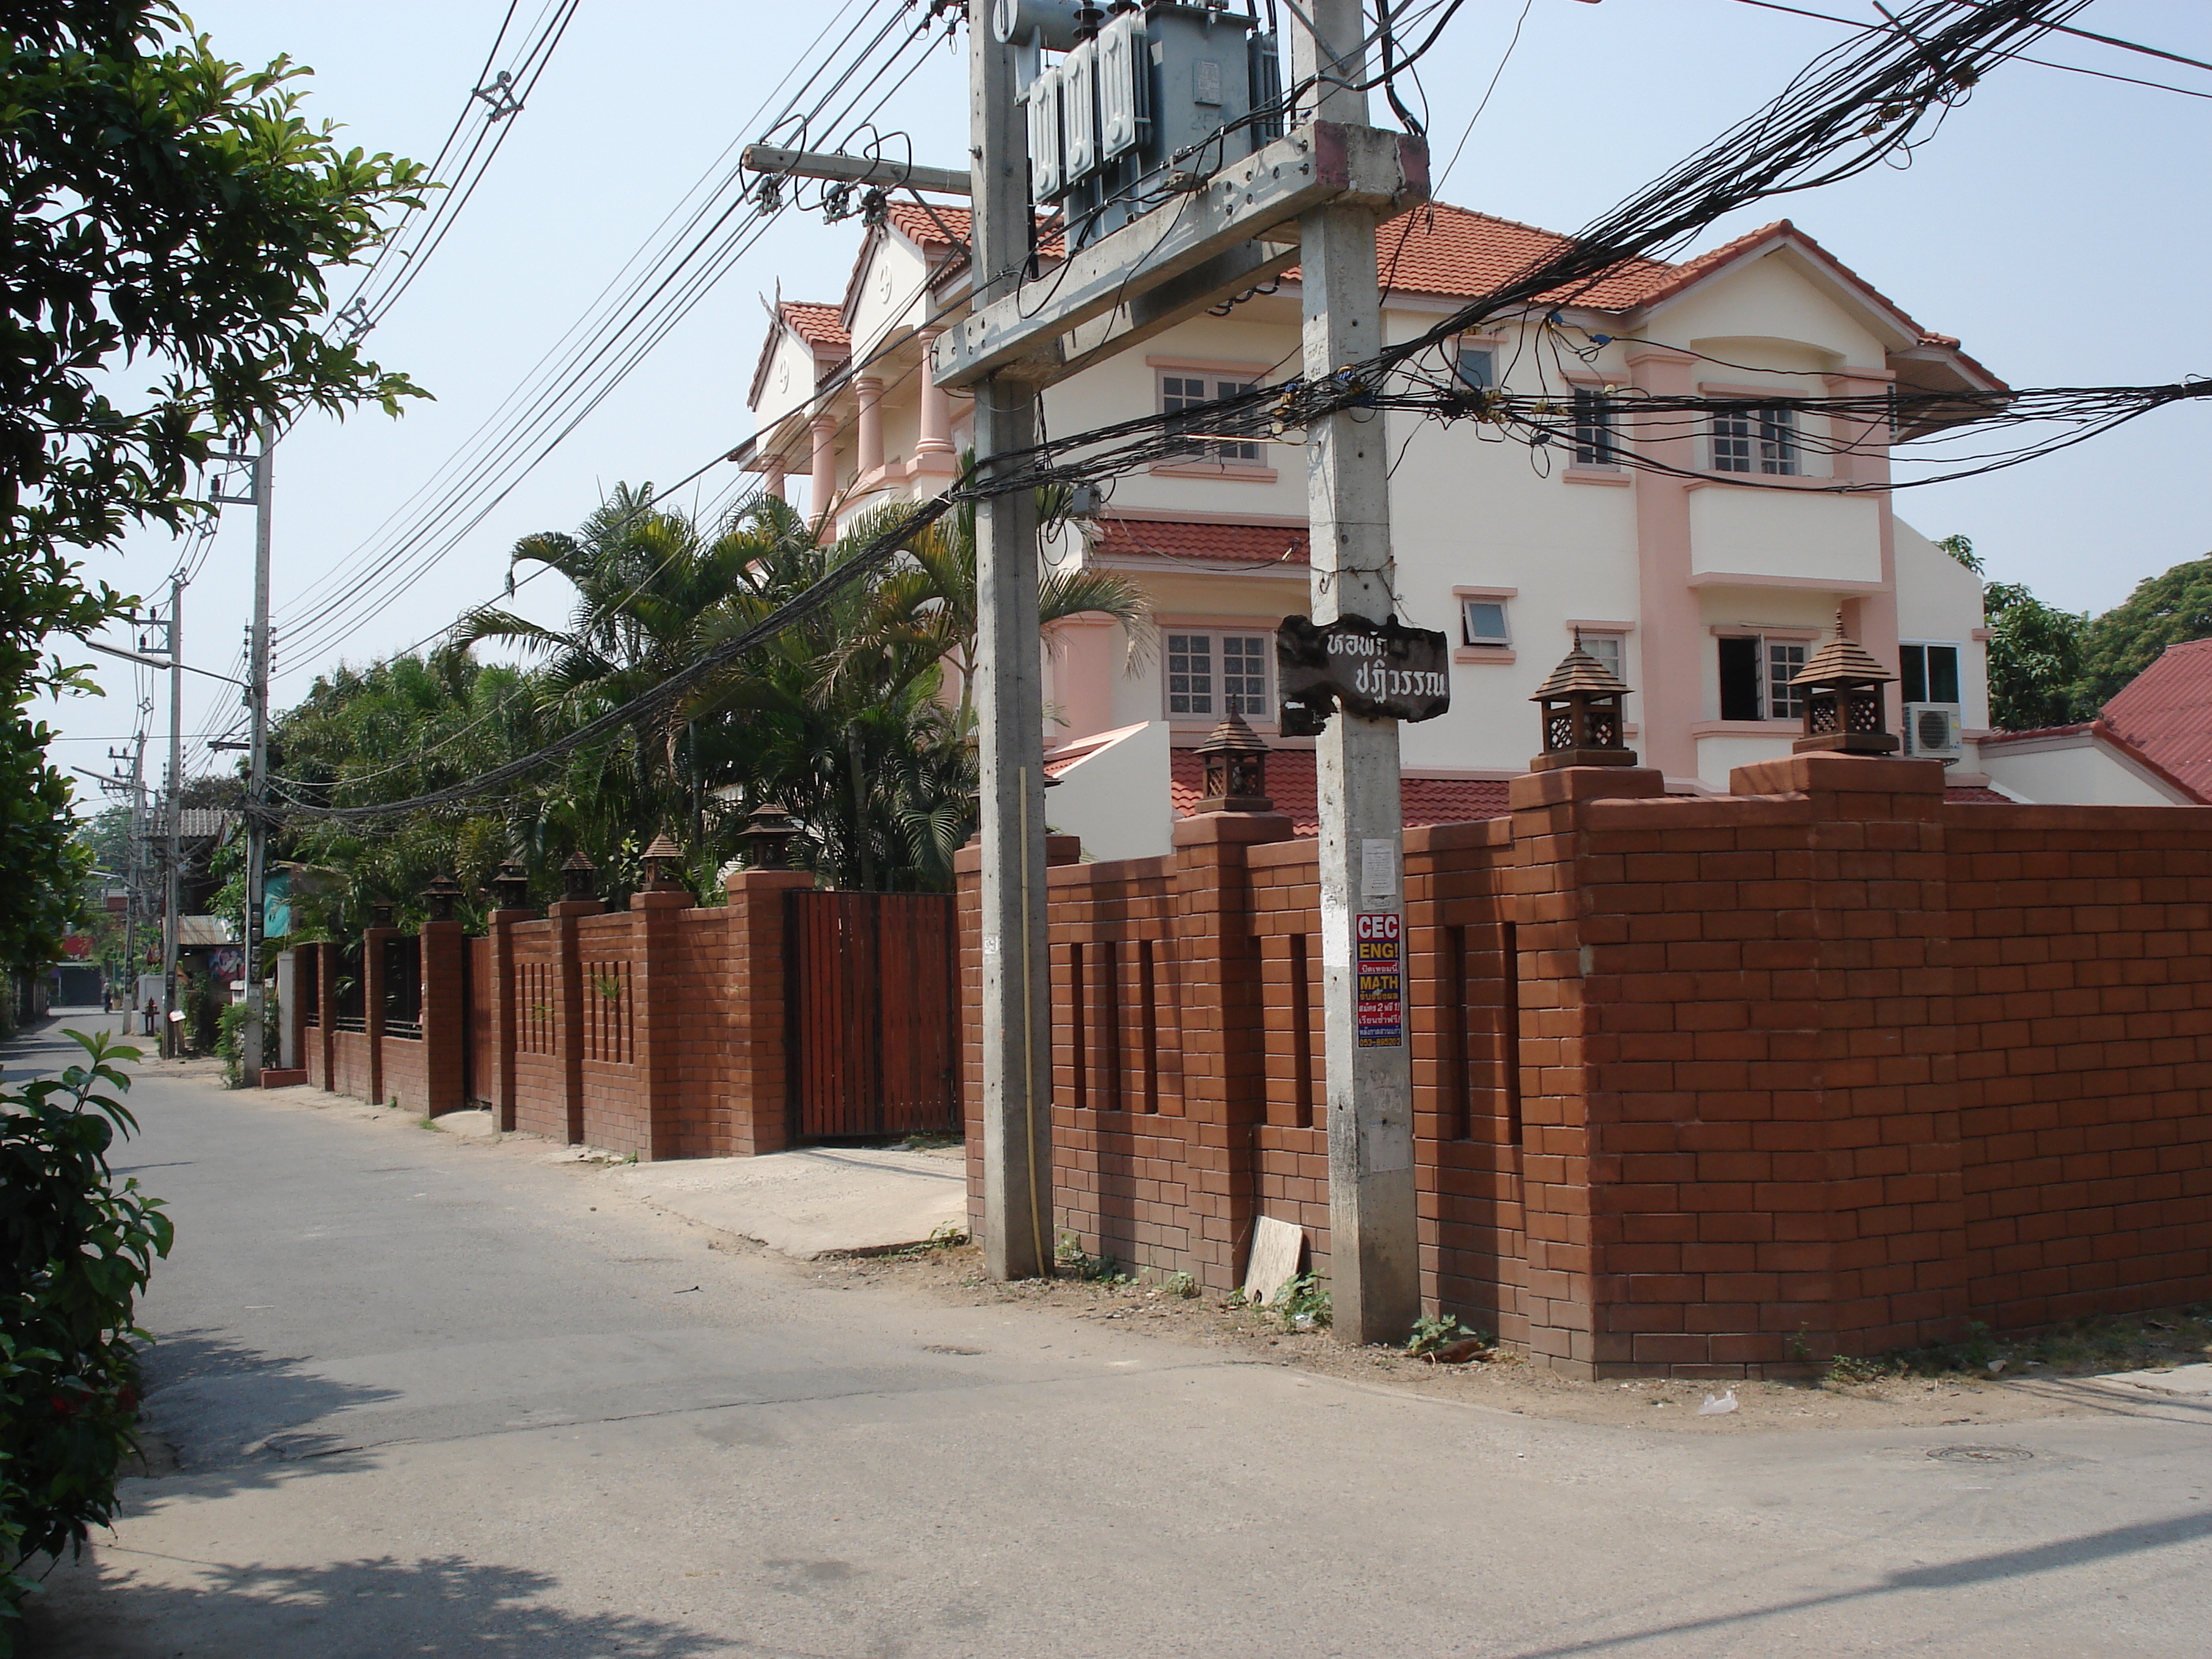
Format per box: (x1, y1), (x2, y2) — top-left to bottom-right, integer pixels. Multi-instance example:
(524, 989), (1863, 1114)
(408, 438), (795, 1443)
(996, 2), (1284, 249)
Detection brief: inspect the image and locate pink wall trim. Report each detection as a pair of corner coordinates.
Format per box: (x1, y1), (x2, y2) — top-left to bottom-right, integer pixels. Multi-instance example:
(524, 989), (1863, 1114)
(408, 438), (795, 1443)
(1625, 344), (1703, 781)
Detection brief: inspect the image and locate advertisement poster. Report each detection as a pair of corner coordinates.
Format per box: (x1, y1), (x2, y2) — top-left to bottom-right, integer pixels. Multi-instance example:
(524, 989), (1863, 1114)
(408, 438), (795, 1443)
(1355, 912), (1402, 1048)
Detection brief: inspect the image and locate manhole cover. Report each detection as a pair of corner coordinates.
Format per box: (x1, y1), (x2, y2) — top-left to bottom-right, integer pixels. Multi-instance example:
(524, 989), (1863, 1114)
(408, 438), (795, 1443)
(1928, 1445), (2034, 1463)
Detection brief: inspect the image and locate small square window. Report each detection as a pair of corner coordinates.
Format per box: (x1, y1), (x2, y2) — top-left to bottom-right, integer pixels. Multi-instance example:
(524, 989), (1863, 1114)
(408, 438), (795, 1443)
(1159, 372), (1262, 463)
(1901, 643), (1961, 705)
(1713, 406), (1798, 475)
(1462, 599), (1511, 647)
(1571, 388), (1615, 467)
(1165, 629), (1271, 719)
(1580, 632), (1624, 680)
(1455, 346), (1496, 390)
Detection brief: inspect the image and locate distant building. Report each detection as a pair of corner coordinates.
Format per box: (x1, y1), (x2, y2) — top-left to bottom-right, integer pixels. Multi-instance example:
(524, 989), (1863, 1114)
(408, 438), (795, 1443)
(747, 201), (2014, 852)
(1980, 638), (2212, 805)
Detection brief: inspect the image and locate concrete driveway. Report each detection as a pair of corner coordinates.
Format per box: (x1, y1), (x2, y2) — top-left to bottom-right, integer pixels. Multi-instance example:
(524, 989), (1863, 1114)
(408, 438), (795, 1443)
(20, 1022), (2212, 1657)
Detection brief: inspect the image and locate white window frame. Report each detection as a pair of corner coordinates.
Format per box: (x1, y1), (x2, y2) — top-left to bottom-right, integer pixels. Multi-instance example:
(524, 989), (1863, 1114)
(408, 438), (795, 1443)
(1454, 343), (1496, 391)
(1579, 630), (1627, 680)
(1460, 596), (1511, 649)
(1716, 630), (1816, 720)
(1159, 369), (1262, 465)
(1899, 640), (1964, 706)
(1712, 405), (1800, 476)
(1569, 386), (1618, 468)
(1163, 627), (1274, 721)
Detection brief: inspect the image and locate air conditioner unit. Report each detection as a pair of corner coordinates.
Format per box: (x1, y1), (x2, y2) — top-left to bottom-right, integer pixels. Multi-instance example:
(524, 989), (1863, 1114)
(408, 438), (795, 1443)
(1903, 701), (1964, 760)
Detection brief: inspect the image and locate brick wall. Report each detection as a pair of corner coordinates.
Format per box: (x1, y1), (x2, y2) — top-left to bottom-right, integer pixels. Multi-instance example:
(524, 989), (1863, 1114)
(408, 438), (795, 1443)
(958, 754), (2212, 1375)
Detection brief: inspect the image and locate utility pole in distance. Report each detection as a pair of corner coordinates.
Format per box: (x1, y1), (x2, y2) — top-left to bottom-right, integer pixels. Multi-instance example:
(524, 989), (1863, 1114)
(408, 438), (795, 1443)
(967, 12), (1051, 1280)
(240, 425), (274, 1086)
(1292, 0), (1419, 1345)
(163, 577), (183, 1058)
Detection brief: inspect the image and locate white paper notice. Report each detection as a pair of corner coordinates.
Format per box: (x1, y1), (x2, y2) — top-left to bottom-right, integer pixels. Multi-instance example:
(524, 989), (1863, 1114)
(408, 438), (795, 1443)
(1361, 838), (1397, 900)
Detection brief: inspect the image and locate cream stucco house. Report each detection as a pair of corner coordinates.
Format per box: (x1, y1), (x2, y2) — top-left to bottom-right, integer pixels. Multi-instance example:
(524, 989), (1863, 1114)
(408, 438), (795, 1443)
(742, 200), (2011, 855)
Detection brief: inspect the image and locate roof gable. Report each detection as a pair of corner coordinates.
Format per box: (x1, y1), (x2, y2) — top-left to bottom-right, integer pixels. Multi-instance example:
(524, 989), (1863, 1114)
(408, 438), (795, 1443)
(2099, 638), (2212, 801)
(745, 300), (851, 416)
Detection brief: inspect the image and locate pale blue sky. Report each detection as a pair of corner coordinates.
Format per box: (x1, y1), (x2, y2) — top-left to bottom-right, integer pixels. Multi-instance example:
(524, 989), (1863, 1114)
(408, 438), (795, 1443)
(41, 1), (2211, 782)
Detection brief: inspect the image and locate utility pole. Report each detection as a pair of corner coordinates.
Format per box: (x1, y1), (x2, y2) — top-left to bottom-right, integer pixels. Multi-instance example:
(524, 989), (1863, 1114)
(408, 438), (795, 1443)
(240, 424), (274, 1086)
(110, 731), (147, 1029)
(163, 577), (184, 1059)
(1293, 1), (1419, 1344)
(968, 13), (1051, 1280)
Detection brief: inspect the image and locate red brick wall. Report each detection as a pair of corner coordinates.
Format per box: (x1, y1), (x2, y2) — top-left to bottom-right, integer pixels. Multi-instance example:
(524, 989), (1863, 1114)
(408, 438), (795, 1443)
(957, 755), (2212, 1375)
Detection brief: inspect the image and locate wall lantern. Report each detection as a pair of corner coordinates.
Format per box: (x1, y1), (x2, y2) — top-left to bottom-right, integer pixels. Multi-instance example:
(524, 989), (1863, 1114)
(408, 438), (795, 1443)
(368, 900), (395, 929)
(1529, 631), (1636, 770)
(742, 803), (801, 870)
(1790, 613), (1899, 756)
(561, 849), (597, 900)
(422, 873), (463, 922)
(1194, 709), (1273, 812)
(641, 833), (687, 892)
(492, 859), (531, 911)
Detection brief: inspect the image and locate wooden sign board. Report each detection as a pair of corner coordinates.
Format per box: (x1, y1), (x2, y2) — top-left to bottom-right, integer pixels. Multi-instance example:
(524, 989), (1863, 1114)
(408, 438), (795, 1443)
(1276, 613), (1452, 732)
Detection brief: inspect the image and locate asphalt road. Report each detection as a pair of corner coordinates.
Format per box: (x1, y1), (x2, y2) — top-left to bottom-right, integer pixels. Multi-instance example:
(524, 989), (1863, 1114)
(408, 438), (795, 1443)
(19, 1018), (2212, 1657)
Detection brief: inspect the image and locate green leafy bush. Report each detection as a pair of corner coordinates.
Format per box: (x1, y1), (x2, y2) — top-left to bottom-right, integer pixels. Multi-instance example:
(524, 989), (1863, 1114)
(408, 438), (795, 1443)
(2, 1031), (172, 1635)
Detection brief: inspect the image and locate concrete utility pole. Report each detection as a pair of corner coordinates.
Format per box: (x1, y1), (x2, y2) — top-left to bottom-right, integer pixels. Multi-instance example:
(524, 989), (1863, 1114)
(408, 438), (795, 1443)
(968, 13), (1052, 1280)
(112, 731), (147, 1028)
(1293, 0), (1419, 1345)
(240, 426), (274, 1086)
(163, 576), (184, 1059)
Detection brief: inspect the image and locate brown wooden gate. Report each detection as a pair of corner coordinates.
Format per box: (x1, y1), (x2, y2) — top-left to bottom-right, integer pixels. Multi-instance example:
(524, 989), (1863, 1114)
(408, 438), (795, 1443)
(788, 890), (958, 1140)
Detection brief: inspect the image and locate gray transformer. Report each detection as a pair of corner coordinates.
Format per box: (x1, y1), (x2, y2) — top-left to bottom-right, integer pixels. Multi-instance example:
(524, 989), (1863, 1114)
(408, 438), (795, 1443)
(1013, 4), (1284, 250)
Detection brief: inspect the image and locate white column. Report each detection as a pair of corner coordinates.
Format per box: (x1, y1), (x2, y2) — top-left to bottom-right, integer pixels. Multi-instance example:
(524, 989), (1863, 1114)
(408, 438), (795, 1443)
(808, 414), (837, 528)
(855, 375), (884, 478)
(916, 331), (955, 459)
(761, 456), (786, 504)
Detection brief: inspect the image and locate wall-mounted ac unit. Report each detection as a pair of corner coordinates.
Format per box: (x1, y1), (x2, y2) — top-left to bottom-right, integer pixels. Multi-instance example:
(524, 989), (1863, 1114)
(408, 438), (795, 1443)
(1903, 701), (1964, 760)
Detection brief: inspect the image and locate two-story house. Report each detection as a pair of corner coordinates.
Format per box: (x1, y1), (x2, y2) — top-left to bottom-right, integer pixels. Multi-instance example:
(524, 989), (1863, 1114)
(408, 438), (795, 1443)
(743, 197), (2009, 857)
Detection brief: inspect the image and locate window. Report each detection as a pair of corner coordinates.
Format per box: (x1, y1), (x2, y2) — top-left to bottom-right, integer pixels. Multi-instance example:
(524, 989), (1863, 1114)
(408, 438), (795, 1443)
(1571, 388), (1615, 467)
(1166, 630), (1270, 718)
(1580, 632), (1625, 680)
(1718, 635), (1810, 720)
(1162, 373), (1262, 463)
(1712, 405), (1798, 475)
(1900, 643), (1961, 704)
(1461, 599), (1511, 648)
(1455, 346), (1496, 390)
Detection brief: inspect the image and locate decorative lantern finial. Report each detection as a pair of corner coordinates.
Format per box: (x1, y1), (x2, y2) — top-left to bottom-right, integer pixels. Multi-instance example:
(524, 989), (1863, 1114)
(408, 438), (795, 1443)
(422, 872), (463, 921)
(1789, 611), (1899, 756)
(560, 849), (597, 900)
(1193, 709), (1273, 813)
(492, 859), (531, 911)
(1529, 630), (1636, 771)
(641, 833), (687, 892)
(741, 802), (801, 870)
(368, 899), (395, 930)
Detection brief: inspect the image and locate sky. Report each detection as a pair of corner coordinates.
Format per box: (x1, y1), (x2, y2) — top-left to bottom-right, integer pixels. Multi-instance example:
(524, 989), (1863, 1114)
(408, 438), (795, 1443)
(42, 0), (2212, 800)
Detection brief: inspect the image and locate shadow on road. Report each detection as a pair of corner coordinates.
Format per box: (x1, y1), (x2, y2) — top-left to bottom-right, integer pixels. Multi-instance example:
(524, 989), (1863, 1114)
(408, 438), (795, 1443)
(22, 1551), (725, 1658)
(130, 1329), (397, 1496)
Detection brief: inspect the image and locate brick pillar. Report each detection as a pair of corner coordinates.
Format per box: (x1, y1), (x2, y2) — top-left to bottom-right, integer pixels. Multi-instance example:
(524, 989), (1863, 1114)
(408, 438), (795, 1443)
(362, 927), (391, 1107)
(1173, 811), (1295, 1291)
(632, 888), (691, 1160)
(548, 897), (601, 1144)
(487, 908), (531, 1131)
(316, 940), (337, 1089)
(722, 868), (815, 1156)
(1730, 752), (1965, 1360)
(419, 920), (467, 1115)
(1508, 764), (1668, 1379)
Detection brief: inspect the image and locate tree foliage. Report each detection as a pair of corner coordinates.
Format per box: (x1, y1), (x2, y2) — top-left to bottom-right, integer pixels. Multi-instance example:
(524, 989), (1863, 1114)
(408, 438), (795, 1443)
(2, 1031), (171, 1631)
(2078, 555), (2212, 711)
(1983, 580), (2090, 731)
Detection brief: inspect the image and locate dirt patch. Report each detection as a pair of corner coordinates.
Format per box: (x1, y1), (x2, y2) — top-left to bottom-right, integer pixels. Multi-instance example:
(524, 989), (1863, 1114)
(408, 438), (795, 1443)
(821, 1241), (2212, 1433)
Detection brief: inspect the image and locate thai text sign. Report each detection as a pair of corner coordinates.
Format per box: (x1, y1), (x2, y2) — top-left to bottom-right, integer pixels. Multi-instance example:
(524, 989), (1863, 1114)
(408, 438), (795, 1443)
(1355, 911), (1402, 1048)
(1276, 613), (1452, 728)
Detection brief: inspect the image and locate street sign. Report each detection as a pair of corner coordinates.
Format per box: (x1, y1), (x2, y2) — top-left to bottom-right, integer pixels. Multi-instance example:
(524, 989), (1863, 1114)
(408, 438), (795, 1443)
(1275, 613), (1451, 731)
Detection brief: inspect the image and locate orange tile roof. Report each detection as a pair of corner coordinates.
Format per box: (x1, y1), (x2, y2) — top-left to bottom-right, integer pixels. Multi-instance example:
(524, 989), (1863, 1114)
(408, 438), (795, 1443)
(780, 301), (849, 354)
(1093, 516), (1309, 567)
(1169, 748), (1509, 834)
(2097, 638), (2212, 802)
(1343, 202), (1677, 310)
(883, 201), (1064, 259)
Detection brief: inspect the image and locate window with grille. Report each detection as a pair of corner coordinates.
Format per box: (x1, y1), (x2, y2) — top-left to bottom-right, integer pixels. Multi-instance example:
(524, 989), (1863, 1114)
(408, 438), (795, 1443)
(1712, 405), (1798, 474)
(1718, 635), (1811, 720)
(1571, 388), (1615, 466)
(1166, 630), (1271, 718)
(1161, 373), (1262, 463)
(1580, 632), (1625, 679)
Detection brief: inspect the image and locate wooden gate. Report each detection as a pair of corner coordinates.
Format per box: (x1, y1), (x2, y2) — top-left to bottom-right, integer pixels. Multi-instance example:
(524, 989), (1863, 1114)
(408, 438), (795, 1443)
(788, 890), (958, 1140)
